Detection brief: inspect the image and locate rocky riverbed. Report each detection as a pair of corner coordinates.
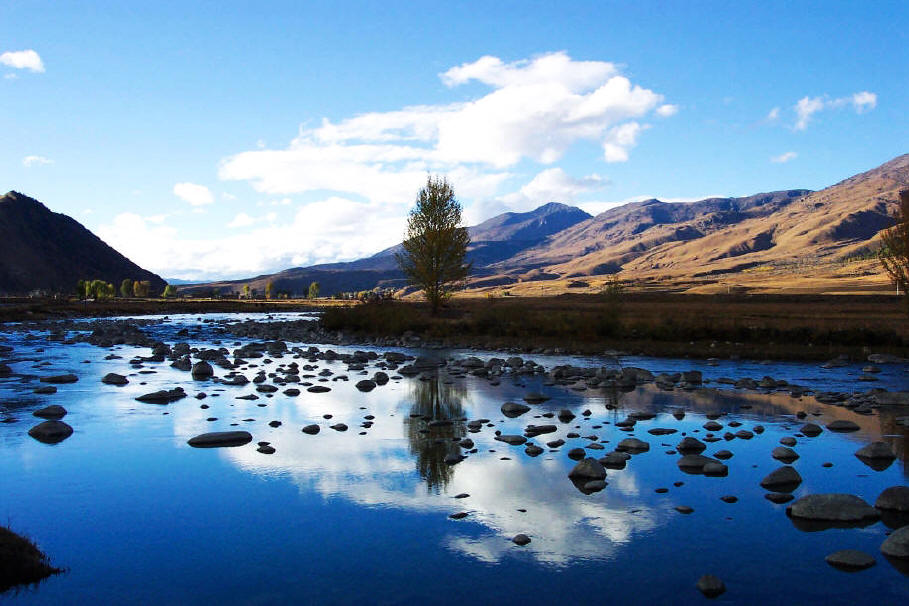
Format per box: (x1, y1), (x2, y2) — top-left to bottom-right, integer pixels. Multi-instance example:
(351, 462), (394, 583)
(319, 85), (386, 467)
(1, 312), (907, 603)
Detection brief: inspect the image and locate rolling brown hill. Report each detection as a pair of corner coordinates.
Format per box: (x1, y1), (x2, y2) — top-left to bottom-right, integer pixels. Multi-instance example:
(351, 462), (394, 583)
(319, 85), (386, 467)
(182, 153), (908, 297)
(0, 191), (166, 296)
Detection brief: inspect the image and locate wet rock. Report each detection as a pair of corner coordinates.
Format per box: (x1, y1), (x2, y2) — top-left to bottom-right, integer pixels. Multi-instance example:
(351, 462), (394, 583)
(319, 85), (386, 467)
(703, 421), (723, 431)
(28, 420), (74, 444)
(557, 409), (576, 423)
(567, 447), (587, 460)
(677, 454), (721, 473)
(307, 385), (331, 393)
(283, 388), (300, 396)
(720, 495), (738, 503)
(734, 430), (754, 440)
(675, 505), (694, 514)
(33, 386), (57, 394)
(256, 384), (278, 393)
(787, 493), (880, 523)
(495, 434), (527, 446)
(33, 405), (67, 419)
(800, 423), (823, 437)
(187, 431), (252, 448)
(501, 402), (531, 417)
(39, 374), (78, 384)
(826, 420), (860, 432)
(599, 452), (629, 469)
(355, 379), (376, 392)
(512, 534), (531, 546)
(101, 373), (128, 385)
(765, 492), (795, 504)
(584, 479), (607, 493)
(779, 437), (797, 447)
(191, 361), (214, 380)
(547, 438), (565, 448)
(524, 424), (557, 437)
(523, 392), (549, 404)
(301, 424), (320, 435)
(677, 437), (707, 454)
(330, 423), (348, 432)
(881, 526), (909, 559)
(136, 387), (186, 404)
(616, 438), (649, 453)
(524, 444), (544, 457)
(648, 428), (677, 436)
(703, 462), (729, 477)
(825, 549), (876, 571)
(449, 512), (469, 520)
(772, 447), (800, 463)
(876, 486), (909, 512)
(855, 441), (896, 462)
(760, 466), (802, 492)
(713, 450), (733, 460)
(681, 370), (702, 385)
(257, 444), (276, 454)
(568, 457), (607, 480)
(696, 574), (725, 598)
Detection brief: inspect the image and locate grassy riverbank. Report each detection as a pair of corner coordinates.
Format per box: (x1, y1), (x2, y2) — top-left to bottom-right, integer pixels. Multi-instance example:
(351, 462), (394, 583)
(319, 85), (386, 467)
(322, 293), (909, 361)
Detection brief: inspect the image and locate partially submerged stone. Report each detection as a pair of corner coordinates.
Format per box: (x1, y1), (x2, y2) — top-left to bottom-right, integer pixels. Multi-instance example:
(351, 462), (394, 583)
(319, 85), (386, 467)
(39, 374), (78, 384)
(33, 405), (66, 420)
(136, 387), (186, 404)
(881, 526), (909, 559)
(101, 373), (128, 385)
(787, 493), (880, 523)
(760, 466), (802, 492)
(568, 457), (607, 480)
(825, 549), (876, 571)
(28, 420), (74, 444)
(187, 431), (253, 448)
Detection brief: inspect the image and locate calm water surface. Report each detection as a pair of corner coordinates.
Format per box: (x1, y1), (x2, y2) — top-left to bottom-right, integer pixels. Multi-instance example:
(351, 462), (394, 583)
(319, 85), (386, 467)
(1, 313), (907, 604)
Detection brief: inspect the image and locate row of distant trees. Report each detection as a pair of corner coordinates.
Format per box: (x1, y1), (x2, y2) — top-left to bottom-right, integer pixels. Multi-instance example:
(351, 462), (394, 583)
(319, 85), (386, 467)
(239, 281), (320, 299)
(76, 278), (177, 299)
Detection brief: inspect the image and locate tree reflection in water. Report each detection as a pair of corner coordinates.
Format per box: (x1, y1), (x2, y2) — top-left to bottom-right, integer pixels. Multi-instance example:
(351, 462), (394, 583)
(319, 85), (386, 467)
(405, 375), (468, 492)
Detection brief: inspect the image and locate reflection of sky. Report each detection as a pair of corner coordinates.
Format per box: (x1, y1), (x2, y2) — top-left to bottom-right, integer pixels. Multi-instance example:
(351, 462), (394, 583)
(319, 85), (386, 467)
(2, 314), (909, 602)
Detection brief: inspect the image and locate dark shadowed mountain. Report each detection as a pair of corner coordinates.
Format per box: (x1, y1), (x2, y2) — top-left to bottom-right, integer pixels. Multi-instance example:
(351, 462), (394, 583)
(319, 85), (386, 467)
(0, 191), (166, 296)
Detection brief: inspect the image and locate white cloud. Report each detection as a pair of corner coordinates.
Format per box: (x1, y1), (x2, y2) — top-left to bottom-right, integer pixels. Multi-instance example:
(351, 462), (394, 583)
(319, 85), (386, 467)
(173, 182), (214, 206)
(220, 51), (667, 199)
(98, 197), (408, 280)
(22, 155), (52, 167)
(227, 212), (256, 228)
(602, 122), (648, 162)
(770, 151), (797, 163)
(655, 104), (678, 117)
(766, 107), (780, 122)
(0, 49), (44, 72)
(497, 168), (606, 214)
(793, 91), (877, 130)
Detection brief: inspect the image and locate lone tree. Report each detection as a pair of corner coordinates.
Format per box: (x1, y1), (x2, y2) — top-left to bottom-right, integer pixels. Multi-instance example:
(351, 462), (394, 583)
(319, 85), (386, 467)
(879, 189), (909, 311)
(308, 281), (320, 299)
(120, 278), (133, 298)
(265, 281), (274, 300)
(396, 175), (471, 314)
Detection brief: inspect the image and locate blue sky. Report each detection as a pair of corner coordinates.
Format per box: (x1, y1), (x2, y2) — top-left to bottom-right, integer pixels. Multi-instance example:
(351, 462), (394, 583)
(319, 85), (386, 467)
(2, 0), (907, 280)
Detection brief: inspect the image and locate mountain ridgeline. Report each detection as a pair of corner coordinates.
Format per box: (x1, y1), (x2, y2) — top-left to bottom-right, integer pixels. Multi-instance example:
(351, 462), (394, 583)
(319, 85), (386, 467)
(0, 191), (165, 296)
(185, 153), (909, 296)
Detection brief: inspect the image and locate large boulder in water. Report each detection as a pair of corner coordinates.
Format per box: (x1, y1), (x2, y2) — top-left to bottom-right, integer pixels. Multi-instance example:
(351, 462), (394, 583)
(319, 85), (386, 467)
(501, 402), (531, 418)
(760, 466), (802, 492)
(876, 486), (909, 512)
(191, 361), (214, 380)
(187, 431), (252, 448)
(101, 373), (128, 385)
(28, 420), (73, 444)
(568, 457), (607, 480)
(136, 387), (186, 403)
(787, 493), (880, 523)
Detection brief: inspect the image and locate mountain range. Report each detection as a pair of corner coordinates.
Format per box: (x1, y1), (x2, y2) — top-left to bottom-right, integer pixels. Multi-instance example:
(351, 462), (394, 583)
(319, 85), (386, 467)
(1, 153), (906, 298)
(0, 191), (165, 296)
(184, 153), (909, 296)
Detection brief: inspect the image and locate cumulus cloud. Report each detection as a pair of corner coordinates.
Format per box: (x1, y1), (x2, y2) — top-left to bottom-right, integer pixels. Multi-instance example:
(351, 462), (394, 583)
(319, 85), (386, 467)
(498, 168), (607, 213)
(220, 51), (667, 198)
(0, 49), (44, 72)
(656, 104), (678, 117)
(22, 155), (52, 167)
(766, 107), (780, 122)
(173, 182), (214, 206)
(770, 151), (797, 163)
(793, 91), (877, 130)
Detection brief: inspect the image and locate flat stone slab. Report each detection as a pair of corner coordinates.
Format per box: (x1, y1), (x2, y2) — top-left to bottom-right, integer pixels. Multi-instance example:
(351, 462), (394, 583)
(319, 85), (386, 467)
(136, 387), (186, 404)
(825, 549), (876, 571)
(187, 431), (253, 448)
(787, 493), (880, 522)
(39, 374), (78, 384)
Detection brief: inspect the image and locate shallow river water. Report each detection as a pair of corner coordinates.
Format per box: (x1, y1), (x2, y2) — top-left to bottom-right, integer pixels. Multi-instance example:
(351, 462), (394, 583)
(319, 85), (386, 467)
(1, 312), (908, 604)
